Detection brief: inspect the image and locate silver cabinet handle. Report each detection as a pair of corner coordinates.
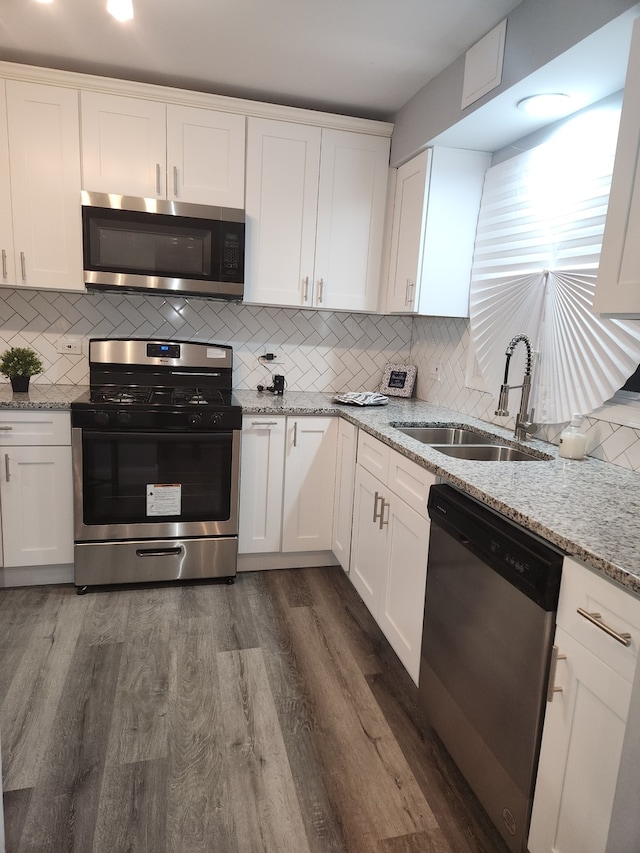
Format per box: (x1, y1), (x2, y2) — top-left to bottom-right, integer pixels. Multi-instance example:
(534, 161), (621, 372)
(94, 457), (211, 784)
(405, 279), (415, 307)
(292, 421), (298, 447)
(173, 165), (178, 197)
(1, 249), (6, 278)
(546, 644), (567, 702)
(373, 491), (383, 523)
(317, 278), (324, 304)
(577, 608), (632, 646)
(250, 420), (279, 427)
(156, 163), (162, 195)
(302, 276), (310, 302)
(5, 453), (10, 482)
(20, 251), (26, 280)
(0, 425), (12, 430)
(379, 499), (390, 530)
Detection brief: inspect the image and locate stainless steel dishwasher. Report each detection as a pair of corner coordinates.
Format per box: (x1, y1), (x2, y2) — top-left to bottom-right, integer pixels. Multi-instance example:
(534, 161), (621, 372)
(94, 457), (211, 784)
(418, 484), (564, 853)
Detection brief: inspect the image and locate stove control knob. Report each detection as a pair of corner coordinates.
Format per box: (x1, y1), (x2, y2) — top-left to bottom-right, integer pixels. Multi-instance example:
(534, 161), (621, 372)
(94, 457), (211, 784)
(116, 410), (131, 426)
(188, 413), (203, 427)
(94, 410), (110, 426)
(209, 412), (222, 425)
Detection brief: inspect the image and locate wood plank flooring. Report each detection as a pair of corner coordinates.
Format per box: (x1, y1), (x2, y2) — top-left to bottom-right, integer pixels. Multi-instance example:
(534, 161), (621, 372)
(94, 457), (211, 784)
(0, 567), (509, 853)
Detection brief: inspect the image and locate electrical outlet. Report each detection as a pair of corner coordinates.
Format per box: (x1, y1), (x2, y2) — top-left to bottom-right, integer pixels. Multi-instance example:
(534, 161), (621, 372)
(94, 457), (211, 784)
(430, 361), (442, 382)
(57, 337), (82, 355)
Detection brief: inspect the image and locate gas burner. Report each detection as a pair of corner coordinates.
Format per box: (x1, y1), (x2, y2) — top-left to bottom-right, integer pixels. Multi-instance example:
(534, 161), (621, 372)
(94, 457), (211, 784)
(95, 387), (150, 404)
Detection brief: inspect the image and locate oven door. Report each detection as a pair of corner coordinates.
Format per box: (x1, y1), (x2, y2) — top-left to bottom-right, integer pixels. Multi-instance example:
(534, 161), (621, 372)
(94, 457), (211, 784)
(73, 427), (240, 542)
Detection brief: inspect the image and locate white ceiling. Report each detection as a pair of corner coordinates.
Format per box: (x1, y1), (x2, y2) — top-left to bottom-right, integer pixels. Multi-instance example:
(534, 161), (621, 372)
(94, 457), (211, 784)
(0, 0), (523, 120)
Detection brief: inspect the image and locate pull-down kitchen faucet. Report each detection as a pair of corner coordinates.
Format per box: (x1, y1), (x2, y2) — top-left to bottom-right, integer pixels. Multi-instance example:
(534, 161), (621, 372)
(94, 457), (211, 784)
(495, 334), (537, 441)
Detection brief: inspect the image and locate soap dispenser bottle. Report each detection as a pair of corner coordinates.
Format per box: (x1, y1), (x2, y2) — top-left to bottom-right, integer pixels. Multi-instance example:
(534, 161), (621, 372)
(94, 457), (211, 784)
(559, 413), (587, 459)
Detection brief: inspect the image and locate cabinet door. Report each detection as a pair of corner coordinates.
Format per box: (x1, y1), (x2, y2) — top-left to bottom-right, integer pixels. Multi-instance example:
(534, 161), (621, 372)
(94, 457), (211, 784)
(349, 464), (386, 615)
(238, 417), (285, 554)
(245, 118), (321, 307)
(6, 81), (83, 291)
(81, 91), (167, 197)
(0, 81), (15, 286)
(1, 445), (73, 567)
(593, 17), (640, 317)
(529, 626), (632, 853)
(331, 418), (357, 571)
(282, 417), (337, 552)
(166, 105), (245, 208)
(314, 130), (389, 312)
(386, 149), (430, 313)
(378, 494), (430, 684)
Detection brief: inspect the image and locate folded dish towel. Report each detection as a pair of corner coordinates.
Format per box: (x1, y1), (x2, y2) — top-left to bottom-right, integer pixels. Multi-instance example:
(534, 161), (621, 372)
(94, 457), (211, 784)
(333, 391), (389, 406)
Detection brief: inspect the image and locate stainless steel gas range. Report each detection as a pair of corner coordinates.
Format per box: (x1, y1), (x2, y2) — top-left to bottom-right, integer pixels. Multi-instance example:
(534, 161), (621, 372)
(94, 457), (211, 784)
(71, 338), (242, 591)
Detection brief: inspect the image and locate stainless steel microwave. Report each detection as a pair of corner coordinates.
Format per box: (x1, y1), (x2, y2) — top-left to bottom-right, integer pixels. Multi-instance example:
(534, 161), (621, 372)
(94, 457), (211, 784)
(81, 191), (245, 300)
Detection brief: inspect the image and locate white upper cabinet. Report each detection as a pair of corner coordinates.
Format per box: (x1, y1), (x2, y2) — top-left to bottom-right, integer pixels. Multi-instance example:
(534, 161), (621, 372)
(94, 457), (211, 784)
(81, 92), (245, 207)
(385, 146), (490, 317)
(165, 105), (245, 208)
(594, 18), (640, 317)
(245, 117), (390, 312)
(2, 80), (83, 291)
(0, 82), (14, 286)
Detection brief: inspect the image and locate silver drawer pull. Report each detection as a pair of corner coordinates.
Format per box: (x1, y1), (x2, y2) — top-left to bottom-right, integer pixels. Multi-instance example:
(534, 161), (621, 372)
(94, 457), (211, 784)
(251, 421), (279, 426)
(546, 645), (567, 702)
(0, 425), (12, 430)
(577, 608), (632, 647)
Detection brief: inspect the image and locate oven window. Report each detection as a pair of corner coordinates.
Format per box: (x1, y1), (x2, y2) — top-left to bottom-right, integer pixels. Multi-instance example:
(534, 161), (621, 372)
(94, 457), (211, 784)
(82, 431), (232, 525)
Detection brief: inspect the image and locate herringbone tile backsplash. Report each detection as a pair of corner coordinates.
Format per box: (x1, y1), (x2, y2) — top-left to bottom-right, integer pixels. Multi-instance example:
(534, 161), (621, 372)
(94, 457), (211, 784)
(0, 288), (412, 393)
(2, 288), (639, 471)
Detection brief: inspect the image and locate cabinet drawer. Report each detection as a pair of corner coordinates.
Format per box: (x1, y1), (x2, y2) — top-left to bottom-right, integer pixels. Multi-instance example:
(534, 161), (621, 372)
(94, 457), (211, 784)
(558, 557), (640, 683)
(387, 450), (434, 519)
(0, 411), (70, 446)
(357, 431), (389, 480)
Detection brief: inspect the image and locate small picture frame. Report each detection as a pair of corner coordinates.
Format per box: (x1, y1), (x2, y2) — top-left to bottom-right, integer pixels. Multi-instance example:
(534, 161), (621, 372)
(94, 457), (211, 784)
(379, 363), (417, 398)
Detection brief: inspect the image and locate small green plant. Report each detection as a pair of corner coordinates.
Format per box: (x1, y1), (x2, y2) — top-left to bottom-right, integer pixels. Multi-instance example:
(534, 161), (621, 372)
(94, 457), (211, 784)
(0, 347), (44, 378)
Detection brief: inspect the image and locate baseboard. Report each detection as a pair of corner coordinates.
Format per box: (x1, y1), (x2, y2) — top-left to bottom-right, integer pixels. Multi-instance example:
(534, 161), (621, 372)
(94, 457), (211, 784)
(237, 550), (339, 572)
(0, 563), (74, 587)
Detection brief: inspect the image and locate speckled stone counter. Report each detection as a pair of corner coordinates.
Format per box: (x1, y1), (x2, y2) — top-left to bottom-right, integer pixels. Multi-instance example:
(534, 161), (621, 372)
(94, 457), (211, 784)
(3, 385), (640, 597)
(0, 383), (87, 408)
(236, 390), (640, 597)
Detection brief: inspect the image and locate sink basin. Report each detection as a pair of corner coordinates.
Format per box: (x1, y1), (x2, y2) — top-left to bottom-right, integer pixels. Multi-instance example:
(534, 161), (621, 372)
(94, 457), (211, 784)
(435, 444), (550, 462)
(394, 426), (497, 445)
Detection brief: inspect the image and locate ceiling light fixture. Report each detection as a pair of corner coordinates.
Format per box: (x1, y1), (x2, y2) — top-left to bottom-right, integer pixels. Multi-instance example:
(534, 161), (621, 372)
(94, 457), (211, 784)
(34, 0), (54, 4)
(516, 93), (574, 119)
(107, 0), (134, 22)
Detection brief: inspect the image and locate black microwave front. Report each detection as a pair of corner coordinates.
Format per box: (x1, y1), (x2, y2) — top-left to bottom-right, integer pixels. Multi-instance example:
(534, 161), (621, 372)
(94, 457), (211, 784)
(81, 192), (245, 300)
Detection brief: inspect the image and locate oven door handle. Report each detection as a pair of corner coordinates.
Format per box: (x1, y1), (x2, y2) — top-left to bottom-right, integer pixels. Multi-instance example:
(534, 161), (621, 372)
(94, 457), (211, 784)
(136, 546), (183, 558)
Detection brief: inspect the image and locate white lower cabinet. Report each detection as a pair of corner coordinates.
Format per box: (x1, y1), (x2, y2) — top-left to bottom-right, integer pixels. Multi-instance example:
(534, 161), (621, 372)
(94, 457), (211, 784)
(331, 418), (357, 571)
(350, 431), (435, 682)
(238, 415), (338, 556)
(529, 556), (640, 853)
(0, 411), (73, 569)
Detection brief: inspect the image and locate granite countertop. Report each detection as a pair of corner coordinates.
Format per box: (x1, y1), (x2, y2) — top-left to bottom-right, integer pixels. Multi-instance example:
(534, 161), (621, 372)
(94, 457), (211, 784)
(6, 384), (640, 597)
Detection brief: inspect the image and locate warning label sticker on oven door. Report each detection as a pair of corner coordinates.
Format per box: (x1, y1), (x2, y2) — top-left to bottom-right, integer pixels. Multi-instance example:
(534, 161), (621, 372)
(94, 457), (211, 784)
(147, 484), (181, 516)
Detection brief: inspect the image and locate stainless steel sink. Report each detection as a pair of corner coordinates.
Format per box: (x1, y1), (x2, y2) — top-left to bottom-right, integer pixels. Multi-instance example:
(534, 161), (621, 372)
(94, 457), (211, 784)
(435, 444), (550, 462)
(394, 426), (497, 445)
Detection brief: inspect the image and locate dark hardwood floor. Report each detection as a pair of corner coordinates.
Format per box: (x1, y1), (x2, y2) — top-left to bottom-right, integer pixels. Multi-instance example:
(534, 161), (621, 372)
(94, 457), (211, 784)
(0, 567), (509, 852)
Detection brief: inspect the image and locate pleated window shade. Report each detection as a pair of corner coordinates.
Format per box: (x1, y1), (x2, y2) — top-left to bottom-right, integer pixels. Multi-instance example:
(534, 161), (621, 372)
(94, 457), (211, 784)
(469, 104), (640, 424)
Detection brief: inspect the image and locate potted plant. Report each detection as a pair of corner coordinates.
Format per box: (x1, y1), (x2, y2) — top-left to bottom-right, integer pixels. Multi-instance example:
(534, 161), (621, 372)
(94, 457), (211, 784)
(0, 346), (44, 392)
